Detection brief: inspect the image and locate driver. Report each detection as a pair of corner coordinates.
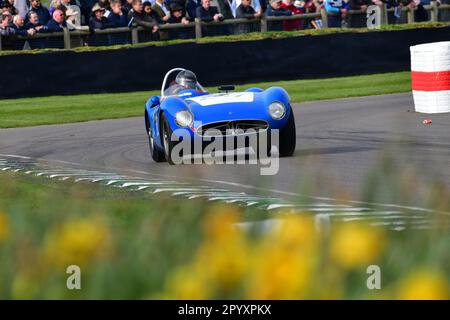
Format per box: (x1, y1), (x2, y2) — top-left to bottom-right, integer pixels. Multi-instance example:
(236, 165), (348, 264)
(174, 70), (197, 92)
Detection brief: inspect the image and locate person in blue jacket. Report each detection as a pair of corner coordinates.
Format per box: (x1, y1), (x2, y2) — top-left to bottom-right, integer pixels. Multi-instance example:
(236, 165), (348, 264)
(323, 0), (349, 28)
(107, 0), (128, 27)
(46, 9), (67, 32)
(106, 0), (129, 44)
(10, 14), (36, 36)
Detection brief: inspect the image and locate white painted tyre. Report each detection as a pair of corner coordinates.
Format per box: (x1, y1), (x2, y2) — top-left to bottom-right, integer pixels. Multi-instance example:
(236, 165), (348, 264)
(410, 41), (450, 114)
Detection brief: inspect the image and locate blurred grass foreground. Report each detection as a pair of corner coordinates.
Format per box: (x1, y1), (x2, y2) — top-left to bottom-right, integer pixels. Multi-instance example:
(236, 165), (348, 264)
(0, 169), (449, 300)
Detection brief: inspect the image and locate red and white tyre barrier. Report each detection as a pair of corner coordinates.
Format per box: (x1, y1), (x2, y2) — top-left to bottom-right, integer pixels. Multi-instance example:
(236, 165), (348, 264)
(410, 41), (450, 114)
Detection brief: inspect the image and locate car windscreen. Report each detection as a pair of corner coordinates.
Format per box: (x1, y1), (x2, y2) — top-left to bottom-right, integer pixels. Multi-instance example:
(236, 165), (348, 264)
(162, 70), (205, 96)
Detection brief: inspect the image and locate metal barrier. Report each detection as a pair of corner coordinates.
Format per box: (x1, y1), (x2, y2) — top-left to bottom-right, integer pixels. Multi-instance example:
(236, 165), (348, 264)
(1, 2), (449, 51)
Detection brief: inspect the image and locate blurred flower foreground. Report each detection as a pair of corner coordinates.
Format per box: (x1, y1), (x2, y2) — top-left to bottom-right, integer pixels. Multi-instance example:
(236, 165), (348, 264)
(0, 173), (449, 299)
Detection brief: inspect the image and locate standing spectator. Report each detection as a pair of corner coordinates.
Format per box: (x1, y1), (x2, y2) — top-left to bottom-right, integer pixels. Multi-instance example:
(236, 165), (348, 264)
(104, 0), (129, 44)
(11, 13), (35, 50)
(79, 0), (96, 24)
(142, 1), (160, 23)
(265, 0), (292, 16)
(196, 0), (223, 21)
(0, 11), (14, 35)
(24, 10), (47, 47)
(167, 3), (190, 23)
(123, 0), (133, 14)
(281, 0), (304, 30)
(11, 13), (36, 35)
(323, 0), (349, 28)
(27, 0), (51, 25)
(25, 11), (47, 31)
(235, 0), (260, 18)
(415, 0), (428, 22)
(128, 0), (159, 34)
(196, 0), (224, 36)
(216, 0), (233, 19)
(4, 0), (18, 15)
(107, 0), (128, 26)
(1, 0), (18, 15)
(152, 0), (170, 23)
(265, 0), (291, 30)
(168, 0), (189, 17)
(349, 0), (369, 27)
(167, 3), (191, 38)
(46, 8), (66, 31)
(235, 0), (261, 34)
(231, 0), (261, 17)
(88, 2), (116, 45)
(97, 0), (112, 17)
(49, 0), (67, 16)
(89, 3), (113, 29)
(65, 7), (79, 29)
(0, 11), (17, 49)
(186, 0), (200, 18)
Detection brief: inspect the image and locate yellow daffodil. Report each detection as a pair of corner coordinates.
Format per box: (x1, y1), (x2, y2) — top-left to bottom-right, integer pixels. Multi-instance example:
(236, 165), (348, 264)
(397, 269), (449, 300)
(269, 214), (318, 251)
(194, 239), (249, 291)
(165, 266), (211, 300)
(43, 216), (111, 269)
(247, 248), (312, 299)
(330, 223), (386, 270)
(203, 204), (242, 243)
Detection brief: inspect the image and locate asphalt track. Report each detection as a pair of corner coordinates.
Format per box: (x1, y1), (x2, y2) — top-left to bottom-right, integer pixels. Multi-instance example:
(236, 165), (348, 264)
(1, 93), (449, 209)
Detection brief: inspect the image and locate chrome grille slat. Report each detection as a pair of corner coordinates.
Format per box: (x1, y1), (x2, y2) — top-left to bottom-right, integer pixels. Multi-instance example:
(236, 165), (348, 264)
(197, 120), (268, 137)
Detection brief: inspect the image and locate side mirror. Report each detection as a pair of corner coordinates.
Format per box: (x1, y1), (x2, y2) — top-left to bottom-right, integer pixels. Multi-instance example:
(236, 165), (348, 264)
(218, 85), (235, 92)
(150, 95), (160, 107)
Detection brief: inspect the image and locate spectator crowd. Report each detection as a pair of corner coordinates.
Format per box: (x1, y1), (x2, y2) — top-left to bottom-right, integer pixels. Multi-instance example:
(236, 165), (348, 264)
(1, 0), (447, 48)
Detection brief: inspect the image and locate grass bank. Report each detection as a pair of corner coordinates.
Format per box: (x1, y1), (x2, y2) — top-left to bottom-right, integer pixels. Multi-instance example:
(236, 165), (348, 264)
(0, 169), (449, 299)
(0, 71), (411, 128)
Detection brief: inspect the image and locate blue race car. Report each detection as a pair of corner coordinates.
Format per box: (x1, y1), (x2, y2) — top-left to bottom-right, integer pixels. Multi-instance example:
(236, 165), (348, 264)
(144, 68), (296, 164)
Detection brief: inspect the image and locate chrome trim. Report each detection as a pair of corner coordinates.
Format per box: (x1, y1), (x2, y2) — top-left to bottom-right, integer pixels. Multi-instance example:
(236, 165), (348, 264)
(197, 119), (269, 137)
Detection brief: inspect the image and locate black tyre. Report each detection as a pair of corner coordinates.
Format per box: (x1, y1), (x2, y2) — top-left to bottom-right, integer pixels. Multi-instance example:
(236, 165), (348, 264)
(161, 114), (184, 165)
(278, 108), (296, 157)
(146, 112), (165, 163)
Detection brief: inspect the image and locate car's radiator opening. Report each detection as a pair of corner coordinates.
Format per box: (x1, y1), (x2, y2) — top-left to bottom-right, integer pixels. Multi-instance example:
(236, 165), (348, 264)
(197, 120), (269, 137)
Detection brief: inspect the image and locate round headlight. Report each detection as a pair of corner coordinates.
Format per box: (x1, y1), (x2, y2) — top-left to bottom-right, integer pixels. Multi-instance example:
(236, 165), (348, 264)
(175, 110), (193, 127)
(268, 102), (286, 120)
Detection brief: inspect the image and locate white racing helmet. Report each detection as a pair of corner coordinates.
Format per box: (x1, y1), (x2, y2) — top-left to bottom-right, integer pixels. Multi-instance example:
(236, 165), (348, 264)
(175, 70), (197, 90)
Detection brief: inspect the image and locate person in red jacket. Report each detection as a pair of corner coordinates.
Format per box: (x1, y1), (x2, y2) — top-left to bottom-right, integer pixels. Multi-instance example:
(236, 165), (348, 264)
(281, 0), (305, 31)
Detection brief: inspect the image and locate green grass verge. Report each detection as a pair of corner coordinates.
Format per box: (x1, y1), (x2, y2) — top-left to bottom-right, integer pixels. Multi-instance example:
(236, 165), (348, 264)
(0, 169), (449, 299)
(0, 71), (411, 128)
(0, 22), (448, 57)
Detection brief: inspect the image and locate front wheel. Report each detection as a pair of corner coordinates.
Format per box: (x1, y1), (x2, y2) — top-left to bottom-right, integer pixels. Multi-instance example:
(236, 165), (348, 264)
(161, 114), (184, 165)
(146, 113), (165, 163)
(278, 108), (296, 157)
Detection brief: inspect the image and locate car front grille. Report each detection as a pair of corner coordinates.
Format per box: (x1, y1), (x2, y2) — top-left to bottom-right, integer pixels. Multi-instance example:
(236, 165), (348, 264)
(197, 120), (268, 137)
